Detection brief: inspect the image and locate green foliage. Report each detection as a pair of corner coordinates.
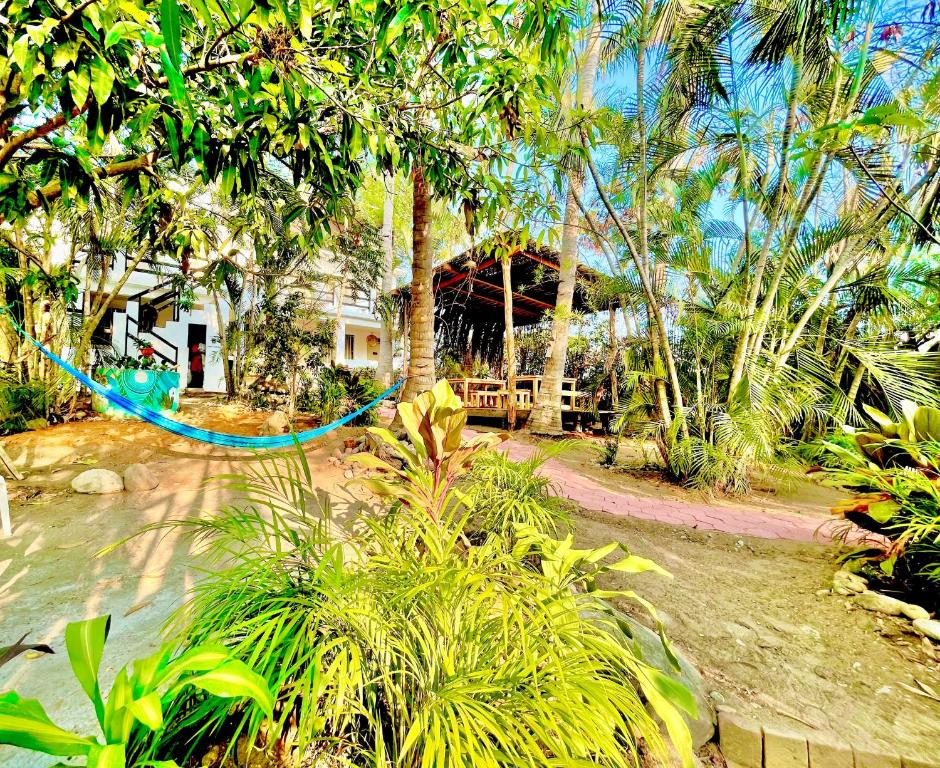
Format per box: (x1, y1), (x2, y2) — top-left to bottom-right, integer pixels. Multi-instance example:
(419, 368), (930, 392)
(349, 379), (505, 521)
(125, 382), (694, 767)
(314, 366), (383, 425)
(824, 402), (940, 599)
(0, 615), (273, 768)
(0, 375), (50, 434)
(846, 401), (940, 469)
(463, 443), (574, 540)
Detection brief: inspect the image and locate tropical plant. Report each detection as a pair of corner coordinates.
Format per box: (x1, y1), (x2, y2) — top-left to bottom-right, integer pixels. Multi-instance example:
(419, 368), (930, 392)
(349, 379), (505, 520)
(551, 0), (940, 490)
(314, 366), (384, 426)
(822, 400), (940, 601)
(120, 382), (696, 767)
(846, 401), (940, 469)
(0, 615), (273, 768)
(463, 443), (574, 540)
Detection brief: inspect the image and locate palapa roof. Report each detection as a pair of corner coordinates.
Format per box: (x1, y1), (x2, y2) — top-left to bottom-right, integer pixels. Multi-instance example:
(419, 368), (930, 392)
(394, 238), (610, 365)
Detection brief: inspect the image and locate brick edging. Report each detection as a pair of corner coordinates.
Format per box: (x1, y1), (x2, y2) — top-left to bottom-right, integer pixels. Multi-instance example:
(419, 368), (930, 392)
(717, 707), (938, 768)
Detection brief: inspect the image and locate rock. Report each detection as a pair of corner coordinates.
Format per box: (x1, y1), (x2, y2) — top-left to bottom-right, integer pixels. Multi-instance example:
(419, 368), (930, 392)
(614, 612), (715, 748)
(331, 447), (344, 460)
(343, 469), (354, 480)
(832, 569), (867, 595)
(123, 463), (159, 492)
(756, 633), (784, 649)
(73, 410), (87, 420)
(912, 618), (940, 643)
(258, 411), (290, 436)
(708, 690), (725, 706)
(902, 603), (931, 621)
(853, 590), (927, 619)
(25, 418), (48, 430)
(71, 468), (124, 494)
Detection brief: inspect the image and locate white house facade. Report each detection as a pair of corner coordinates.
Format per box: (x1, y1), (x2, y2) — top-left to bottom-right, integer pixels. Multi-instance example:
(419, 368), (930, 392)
(77, 250), (390, 394)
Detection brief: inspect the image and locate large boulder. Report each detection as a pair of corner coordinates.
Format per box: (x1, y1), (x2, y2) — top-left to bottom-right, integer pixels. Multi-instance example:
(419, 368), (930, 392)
(601, 610), (716, 748)
(71, 469), (124, 494)
(124, 463), (159, 492)
(258, 411), (290, 436)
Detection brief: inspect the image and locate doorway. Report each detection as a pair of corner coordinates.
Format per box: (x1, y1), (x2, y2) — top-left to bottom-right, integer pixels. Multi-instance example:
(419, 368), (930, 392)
(187, 323), (206, 389)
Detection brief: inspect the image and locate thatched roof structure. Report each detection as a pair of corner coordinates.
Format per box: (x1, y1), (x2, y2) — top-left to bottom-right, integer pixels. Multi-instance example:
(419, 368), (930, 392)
(394, 239), (610, 365)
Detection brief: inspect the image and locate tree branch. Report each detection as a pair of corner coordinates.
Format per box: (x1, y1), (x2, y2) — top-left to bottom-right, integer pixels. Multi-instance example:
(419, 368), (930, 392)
(0, 101), (89, 170)
(25, 152), (157, 210)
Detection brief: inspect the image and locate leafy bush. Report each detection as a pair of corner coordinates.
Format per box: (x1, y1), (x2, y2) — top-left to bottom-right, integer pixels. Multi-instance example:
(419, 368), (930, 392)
(130, 381), (694, 767)
(0, 378), (49, 434)
(0, 615), (272, 768)
(823, 400), (940, 602)
(314, 365), (383, 426)
(463, 443), (574, 540)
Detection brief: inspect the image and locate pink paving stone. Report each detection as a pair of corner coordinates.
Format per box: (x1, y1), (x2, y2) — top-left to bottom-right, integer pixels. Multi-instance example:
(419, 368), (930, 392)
(492, 436), (838, 544)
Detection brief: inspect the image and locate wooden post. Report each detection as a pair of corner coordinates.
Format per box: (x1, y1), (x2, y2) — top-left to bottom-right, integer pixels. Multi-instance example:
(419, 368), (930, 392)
(501, 254), (517, 430)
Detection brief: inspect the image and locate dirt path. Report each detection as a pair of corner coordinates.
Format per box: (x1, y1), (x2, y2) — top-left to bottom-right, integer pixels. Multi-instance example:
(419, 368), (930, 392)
(491, 433), (849, 542)
(576, 509), (940, 762)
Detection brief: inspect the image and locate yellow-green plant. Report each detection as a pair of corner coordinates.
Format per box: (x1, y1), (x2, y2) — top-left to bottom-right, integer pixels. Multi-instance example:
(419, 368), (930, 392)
(348, 379), (506, 521)
(845, 401), (940, 469)
(0, 615), (273, 768)
(127, 382), (696, 767)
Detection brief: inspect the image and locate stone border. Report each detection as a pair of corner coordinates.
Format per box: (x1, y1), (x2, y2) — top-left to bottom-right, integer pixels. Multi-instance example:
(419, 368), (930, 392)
(717, 707), (939, 768)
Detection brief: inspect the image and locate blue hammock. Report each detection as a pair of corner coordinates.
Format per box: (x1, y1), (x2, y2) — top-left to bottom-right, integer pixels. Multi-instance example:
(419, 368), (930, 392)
(7, 316), (402, 449)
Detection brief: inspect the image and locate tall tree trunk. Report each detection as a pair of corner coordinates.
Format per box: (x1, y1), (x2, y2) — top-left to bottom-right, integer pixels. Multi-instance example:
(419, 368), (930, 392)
(212, 290), (235, 398)
(333, 274), (347, 365)
(727, 49), (803, 396)
(607, 305), (619, 410)
(377, 175), (396, 387)
(400, 164), (435, 402)
(502, 253), (517, 430)
(528, 17), (602, 435)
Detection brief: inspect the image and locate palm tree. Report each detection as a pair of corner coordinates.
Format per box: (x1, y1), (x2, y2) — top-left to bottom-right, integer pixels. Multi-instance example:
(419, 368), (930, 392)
(400, 165), (436, 402)
(528, 15), (603, 435)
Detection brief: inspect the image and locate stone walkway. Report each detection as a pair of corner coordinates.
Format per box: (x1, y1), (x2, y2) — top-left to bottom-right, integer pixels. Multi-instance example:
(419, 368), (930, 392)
(500, 439), (836, 544)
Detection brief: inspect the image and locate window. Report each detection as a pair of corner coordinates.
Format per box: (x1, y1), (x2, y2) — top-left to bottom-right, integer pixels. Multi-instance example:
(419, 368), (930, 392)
(344, 334), (355, 360)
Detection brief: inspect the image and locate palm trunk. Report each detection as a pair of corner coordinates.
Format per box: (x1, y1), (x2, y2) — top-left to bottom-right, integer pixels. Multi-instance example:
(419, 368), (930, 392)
(528, 16), (602, 435)
(377, 175), (396, 387)
(635, 0), (674, 430)
(333, 274), (346, 365)
(502, 254), (517, 429)
(727, 49), (803, 395)
(400, 164), (436, 402)
(607, 305), (619, 410)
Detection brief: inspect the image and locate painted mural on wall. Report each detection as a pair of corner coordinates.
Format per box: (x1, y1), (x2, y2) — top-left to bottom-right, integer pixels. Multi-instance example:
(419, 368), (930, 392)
(92, 368), (180, 418)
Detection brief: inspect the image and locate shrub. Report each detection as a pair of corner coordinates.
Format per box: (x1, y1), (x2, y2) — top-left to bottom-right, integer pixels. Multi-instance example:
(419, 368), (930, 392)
(0, 378), (49, 433)
(129, 381), (695, 767)
(315, 366), (383, 426)
(823, 400), (940, 602)
(463, 443), (574, 540)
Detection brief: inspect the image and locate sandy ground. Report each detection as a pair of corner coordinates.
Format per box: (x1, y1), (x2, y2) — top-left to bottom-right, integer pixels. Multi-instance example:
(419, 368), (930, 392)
(0, 397), (365, 768)
(1, 402), (938, 764)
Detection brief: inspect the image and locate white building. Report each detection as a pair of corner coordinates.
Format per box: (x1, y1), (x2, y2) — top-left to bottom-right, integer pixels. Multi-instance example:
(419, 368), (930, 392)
(80, 250), (390, 394)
